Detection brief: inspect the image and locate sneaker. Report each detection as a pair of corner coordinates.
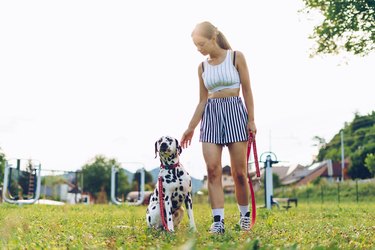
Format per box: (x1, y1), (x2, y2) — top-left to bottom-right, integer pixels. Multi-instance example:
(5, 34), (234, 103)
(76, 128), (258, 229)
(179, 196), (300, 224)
(210, 215), (225, 234)
(239, 212), (251, 231)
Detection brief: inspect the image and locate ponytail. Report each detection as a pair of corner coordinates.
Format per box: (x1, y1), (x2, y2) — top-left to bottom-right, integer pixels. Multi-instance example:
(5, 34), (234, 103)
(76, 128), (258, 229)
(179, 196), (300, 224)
(216, 31), (232, 50)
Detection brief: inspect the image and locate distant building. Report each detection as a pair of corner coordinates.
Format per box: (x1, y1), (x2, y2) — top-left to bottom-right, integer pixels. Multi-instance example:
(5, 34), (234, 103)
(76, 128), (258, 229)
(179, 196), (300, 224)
(273, 160), (350, 186)
(201, 159), (350, 191)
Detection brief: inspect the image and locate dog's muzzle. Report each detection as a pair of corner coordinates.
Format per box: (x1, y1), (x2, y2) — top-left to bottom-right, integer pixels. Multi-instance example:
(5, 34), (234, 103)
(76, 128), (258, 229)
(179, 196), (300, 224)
(160, 142), (168, 152)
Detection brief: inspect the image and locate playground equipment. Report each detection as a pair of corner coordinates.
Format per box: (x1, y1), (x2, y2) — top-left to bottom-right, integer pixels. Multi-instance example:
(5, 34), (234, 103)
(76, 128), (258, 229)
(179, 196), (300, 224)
(40, 169), (84, 204)
(110, 162), (145, 205)
(260, 152), (279, 209)
(2, 159), (42, 205)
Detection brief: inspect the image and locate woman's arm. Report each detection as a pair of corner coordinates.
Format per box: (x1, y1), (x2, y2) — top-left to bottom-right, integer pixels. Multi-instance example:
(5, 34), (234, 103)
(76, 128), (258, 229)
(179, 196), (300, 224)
(236, 51), (257, 133)
(181, 63), (208, 148)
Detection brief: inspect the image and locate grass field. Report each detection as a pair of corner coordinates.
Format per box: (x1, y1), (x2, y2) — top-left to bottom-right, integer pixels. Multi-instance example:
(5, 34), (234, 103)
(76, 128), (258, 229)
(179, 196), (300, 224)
(0, 201), (374, 249)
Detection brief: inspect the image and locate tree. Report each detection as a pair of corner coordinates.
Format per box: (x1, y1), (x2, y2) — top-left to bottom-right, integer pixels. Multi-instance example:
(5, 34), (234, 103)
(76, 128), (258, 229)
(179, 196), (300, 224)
(317, 111), (375, 179)
(81, 155), (130, 202)
(301, 0), (375, 56)
(364, 153), (375, 177)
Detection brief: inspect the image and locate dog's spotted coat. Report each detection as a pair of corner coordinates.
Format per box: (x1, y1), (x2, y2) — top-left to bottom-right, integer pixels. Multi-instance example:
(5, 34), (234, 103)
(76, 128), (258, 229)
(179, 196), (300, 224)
(146, 136), (196, 232)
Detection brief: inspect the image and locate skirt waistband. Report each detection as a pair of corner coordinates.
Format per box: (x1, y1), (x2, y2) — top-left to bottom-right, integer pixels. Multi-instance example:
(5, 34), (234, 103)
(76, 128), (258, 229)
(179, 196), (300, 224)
(207, 96), (241, 103)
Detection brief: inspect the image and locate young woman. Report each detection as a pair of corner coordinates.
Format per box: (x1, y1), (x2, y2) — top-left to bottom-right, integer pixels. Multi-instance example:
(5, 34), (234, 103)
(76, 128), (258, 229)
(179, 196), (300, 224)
(180, 21), (257, 233)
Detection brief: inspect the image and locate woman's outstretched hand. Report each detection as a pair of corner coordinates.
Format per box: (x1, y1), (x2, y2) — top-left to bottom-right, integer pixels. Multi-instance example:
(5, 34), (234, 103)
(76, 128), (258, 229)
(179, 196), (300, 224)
(180, 128), (194, 149)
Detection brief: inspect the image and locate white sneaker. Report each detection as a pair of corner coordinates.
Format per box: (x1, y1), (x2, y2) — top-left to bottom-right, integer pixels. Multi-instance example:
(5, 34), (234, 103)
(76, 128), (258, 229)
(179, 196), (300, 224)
(239, 212), (251, 231)
(210, 215), (225, 234)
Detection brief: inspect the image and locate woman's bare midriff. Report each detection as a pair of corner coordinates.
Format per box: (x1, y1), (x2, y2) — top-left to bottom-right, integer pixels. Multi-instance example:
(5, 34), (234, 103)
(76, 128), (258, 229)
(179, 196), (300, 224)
(208, 88), (240, 99)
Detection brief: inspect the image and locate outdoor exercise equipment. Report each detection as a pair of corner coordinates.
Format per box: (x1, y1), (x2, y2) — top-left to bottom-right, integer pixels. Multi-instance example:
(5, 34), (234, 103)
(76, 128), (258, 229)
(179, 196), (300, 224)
(2, 159), (42, 205)
(110, 162), (145, 205)
(259, 152), (279, 209)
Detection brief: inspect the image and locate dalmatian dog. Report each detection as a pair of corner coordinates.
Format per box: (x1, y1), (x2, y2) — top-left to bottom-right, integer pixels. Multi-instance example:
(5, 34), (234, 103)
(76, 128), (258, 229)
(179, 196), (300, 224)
(146, 135), (196, 232)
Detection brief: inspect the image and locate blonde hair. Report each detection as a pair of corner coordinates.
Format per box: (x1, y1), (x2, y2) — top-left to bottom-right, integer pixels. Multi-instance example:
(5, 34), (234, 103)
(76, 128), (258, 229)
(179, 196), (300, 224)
(192, 21), (232, 50)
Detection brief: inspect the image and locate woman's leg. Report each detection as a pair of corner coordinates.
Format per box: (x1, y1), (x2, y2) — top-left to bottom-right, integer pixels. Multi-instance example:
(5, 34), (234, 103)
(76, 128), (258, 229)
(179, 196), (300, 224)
(202, 142), (224, 209)
(227, 141), (249, 206)
(228, 141), (252, 230)
(203, 142), (225, 233)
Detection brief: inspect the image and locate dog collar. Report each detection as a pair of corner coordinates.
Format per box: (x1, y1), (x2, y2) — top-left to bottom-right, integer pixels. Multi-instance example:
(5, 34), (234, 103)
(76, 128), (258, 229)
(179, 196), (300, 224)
(160, 162), (180, 170)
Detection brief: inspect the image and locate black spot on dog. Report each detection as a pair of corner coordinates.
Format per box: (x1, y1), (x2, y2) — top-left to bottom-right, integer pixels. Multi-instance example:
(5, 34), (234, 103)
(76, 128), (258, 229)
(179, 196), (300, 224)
(177, 170), (184, 177)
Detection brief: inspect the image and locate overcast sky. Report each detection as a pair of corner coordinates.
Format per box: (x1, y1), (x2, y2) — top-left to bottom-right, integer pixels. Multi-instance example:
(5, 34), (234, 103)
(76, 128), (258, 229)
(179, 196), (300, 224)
(1, 0), (374, 179)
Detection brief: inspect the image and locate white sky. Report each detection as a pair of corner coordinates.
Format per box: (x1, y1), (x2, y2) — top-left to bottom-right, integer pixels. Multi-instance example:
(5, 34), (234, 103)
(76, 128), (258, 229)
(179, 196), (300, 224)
(1, 0), (374, 179)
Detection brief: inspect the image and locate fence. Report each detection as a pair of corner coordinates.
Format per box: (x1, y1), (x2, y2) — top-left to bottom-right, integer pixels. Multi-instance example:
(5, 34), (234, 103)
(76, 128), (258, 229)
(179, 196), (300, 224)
(193, 179), (375, 205)
(271, 179), (375, 204)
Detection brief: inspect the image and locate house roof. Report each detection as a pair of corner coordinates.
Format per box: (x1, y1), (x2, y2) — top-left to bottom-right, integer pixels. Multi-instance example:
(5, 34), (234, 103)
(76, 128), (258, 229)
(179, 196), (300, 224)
(295, 164), (328, 186)
(272, 166), (289, 180)
(281, 164), (310, 185)
(278, 160), (335, 186)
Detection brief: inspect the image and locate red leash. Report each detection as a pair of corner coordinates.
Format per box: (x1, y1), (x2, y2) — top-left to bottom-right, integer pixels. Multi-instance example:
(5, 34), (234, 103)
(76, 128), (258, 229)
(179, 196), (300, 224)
(247, 132), (260, 229)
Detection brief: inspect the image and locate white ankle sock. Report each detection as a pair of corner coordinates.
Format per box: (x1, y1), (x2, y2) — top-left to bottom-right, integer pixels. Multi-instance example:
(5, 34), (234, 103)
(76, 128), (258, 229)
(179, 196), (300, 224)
(212, 208), (224, 220)
(238, 204), (249, 217)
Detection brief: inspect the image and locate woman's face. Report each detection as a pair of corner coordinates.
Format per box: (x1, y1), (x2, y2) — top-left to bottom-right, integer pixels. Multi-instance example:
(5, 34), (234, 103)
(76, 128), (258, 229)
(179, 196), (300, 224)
(192, 34), (212, 56)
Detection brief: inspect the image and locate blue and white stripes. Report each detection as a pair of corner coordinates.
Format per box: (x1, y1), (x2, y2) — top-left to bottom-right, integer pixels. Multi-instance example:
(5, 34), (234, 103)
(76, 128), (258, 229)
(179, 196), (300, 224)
(200, 96), (248, 145)
(202, 50), (241, 94)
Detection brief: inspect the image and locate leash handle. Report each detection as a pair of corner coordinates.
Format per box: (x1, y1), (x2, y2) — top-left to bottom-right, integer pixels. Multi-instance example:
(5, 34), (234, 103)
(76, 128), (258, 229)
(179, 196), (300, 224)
(247, 132), (260, 178)
(246, 132), (260, 230)
(158, 176), (170, 231)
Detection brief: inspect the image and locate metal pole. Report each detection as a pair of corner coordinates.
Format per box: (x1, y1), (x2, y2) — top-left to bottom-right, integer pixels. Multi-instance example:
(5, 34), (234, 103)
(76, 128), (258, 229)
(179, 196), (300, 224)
(265, 155), (273, 209)
(110, 165), (121, 205)
(356, 179), (359, 203)
(341, 130), (345, 182)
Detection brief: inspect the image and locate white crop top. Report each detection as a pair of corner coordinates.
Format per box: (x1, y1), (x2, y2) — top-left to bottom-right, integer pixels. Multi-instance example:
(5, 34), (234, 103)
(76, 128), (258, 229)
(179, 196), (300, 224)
(202, 50), (241, 94)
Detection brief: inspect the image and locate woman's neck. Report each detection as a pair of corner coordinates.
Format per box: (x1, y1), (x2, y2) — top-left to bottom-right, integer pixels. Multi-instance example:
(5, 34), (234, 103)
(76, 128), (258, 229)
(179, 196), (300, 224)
(208, 49), (227, 63)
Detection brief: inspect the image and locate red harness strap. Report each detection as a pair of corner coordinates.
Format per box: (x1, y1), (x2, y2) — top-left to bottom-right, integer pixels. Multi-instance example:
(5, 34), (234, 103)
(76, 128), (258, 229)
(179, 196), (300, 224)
(158, 176), (170, 231)
(247, 132), (261, 229)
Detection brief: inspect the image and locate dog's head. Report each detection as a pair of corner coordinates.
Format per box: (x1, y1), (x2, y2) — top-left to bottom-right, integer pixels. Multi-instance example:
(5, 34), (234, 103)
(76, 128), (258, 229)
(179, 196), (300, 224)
(154, 136), (182, 166)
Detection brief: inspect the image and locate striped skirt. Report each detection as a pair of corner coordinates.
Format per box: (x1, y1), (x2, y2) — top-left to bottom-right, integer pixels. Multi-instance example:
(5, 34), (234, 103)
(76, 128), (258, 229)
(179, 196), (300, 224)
(199, 96), (248, 145)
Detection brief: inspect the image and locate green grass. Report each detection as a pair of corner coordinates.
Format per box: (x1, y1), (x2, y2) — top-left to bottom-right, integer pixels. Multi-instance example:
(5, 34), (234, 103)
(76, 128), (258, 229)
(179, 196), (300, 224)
(0, 202), (374, 249)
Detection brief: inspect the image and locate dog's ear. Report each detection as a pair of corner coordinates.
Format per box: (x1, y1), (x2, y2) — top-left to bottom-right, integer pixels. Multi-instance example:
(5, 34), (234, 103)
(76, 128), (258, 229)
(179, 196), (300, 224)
(175, 138), (182, 155)
(154, 141), (158, 158)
